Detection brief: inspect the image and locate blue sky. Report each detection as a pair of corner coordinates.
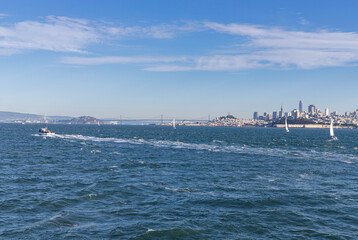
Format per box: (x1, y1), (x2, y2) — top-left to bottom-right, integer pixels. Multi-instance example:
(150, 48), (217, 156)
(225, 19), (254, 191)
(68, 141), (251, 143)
(1, 0), (358, 119)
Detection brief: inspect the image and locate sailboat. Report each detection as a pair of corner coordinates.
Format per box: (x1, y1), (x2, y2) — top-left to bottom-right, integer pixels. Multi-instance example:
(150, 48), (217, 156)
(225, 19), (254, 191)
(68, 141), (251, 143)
(38, 114), (55, 136)
(330, 119), (337, 140)
(172, 118), (176, 129)
(285, 117), (289, 133)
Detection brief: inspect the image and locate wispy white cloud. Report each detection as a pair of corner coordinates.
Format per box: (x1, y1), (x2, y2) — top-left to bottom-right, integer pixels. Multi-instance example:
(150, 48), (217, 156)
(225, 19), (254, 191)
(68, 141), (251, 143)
(0, 13), (9, 18)
(204, 22), (358, 51)
(0, 16), (200, 55)
(103, 22), (202, 39)
(2, 16), (358, 72)
(144, 55), (264, 72)
(61, 56), (188, 65)
(0, 16), (99, 53)
(146, 23), (358, 71)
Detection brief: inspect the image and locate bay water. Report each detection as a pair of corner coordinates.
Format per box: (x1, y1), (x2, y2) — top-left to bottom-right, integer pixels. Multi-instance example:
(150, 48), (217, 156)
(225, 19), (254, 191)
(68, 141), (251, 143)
(1, 124), (357, 239)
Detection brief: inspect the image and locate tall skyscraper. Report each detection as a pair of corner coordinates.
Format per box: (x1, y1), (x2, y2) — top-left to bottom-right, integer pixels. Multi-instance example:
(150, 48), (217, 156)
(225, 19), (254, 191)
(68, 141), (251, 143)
(279, 104), (284, 118)
(299, 100), (303, 113)
(325, 108), (329, 116)
(253, 112), (258, 120)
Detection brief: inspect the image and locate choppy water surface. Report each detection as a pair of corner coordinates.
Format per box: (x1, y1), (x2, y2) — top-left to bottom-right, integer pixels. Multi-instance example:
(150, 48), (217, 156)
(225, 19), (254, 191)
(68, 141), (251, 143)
(1, 124), (358, 239)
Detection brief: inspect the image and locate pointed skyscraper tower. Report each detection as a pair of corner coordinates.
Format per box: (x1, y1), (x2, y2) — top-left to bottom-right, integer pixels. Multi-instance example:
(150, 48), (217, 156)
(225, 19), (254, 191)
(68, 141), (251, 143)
(279, 104), (284, 118)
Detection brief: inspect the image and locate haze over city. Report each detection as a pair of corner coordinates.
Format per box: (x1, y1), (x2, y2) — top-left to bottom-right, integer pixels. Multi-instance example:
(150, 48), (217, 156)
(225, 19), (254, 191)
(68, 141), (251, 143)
(1, 0), (358, 119)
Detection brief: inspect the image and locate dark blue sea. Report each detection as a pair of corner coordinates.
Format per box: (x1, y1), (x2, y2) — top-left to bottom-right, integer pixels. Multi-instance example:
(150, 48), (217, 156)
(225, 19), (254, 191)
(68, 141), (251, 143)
(1, 124), (358, 239)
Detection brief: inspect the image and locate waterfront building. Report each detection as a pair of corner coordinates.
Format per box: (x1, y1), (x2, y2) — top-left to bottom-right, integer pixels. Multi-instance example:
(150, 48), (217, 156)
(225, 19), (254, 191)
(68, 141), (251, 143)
(253, 112), (258, 120)
(308, 105), (315, 115)
(273, 111), (277, 119)
(299, 100), (303, 112)
(292, 109), (300, 119)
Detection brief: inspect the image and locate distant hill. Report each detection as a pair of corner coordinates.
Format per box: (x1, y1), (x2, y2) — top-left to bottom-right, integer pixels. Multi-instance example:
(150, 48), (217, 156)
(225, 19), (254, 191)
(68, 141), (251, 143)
(0, 111), (40, 121)
(67, 116), (103, 125)
(0, 111), (72, 121)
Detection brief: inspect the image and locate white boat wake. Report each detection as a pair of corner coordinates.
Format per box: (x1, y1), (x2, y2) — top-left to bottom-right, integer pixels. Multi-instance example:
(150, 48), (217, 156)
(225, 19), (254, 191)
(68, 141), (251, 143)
(33, 133), (358, 163)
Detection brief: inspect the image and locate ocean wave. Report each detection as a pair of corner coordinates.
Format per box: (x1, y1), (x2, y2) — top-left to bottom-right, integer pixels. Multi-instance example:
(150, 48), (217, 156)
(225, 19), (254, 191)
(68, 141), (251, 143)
(132, 228), (200, 239)
(90, 150), (101, 154)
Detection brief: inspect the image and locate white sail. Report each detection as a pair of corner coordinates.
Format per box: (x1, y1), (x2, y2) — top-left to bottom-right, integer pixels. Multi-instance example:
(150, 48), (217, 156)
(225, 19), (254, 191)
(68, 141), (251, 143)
(285, 117), (289, 132)
(330, 119), (334, 137)
(173, 118), (176, 129)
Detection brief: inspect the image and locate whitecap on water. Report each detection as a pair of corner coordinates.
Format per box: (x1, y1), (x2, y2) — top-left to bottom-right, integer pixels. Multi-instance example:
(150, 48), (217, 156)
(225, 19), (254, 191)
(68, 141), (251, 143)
(341, 160), (354, 164)
(164, 186), (198, 193)
(297, 173), (310, 180)
(87, 193), (98, 199)
(90, 150), (101, 154)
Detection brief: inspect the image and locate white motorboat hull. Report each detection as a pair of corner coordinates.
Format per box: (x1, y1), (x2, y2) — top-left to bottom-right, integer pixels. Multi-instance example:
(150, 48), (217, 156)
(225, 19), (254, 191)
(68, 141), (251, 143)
(38, 132), (55, 136)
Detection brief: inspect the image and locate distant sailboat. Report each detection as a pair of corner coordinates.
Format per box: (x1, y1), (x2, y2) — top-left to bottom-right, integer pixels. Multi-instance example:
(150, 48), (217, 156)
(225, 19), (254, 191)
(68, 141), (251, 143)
(172, 118), (176, 129)
(285, 117), (289, 133)
(330, 119), (337, 140)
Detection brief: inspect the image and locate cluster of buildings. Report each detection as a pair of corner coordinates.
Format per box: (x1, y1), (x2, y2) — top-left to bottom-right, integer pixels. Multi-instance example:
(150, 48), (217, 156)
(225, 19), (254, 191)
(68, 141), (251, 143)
(167, 101), (358, 128)
(253, 100), (358, 126)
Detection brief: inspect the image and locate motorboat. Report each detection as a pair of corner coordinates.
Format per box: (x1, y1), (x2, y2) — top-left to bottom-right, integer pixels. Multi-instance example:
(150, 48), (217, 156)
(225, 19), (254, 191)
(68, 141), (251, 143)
(39, 127), (55, 136)
(38, 114), (55, 135)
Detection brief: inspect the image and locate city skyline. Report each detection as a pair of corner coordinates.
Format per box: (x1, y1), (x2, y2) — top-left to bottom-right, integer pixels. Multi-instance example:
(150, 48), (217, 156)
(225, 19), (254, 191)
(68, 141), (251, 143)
(1, 0), (358, 119)
(253, 100), (358, 120)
